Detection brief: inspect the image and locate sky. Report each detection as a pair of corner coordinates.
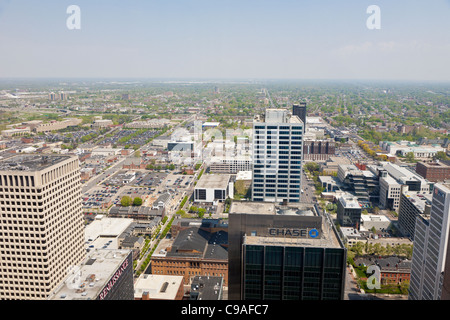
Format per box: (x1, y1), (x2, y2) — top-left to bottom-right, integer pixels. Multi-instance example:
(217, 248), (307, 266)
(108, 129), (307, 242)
(0, 0), (449, 81)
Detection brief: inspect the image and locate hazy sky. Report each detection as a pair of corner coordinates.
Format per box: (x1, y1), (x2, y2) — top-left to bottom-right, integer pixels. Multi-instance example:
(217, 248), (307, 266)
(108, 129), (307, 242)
(0, 0), (450, 81)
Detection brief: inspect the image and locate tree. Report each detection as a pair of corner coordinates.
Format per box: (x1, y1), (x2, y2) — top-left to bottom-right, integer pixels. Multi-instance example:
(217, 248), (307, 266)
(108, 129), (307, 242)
(405, 152), (415, 163)
(133, 197), (143, 206)
(198, 208), (206, 218)
(435, 151), (450, 161)
(121, 196), (132, 207)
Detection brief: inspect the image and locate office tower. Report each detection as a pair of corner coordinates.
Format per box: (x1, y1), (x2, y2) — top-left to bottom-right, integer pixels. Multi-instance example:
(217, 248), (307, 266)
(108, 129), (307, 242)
(0, 155), (86, 300)
(59, 92), (67, 101)
(252, 109), (304, 203)
(48, 92), (56, 101)
(228, 201), (347, 300)
(397, 185), (433, 240)
(378, 162), (430, 212)
(409, 183), (450, 300)
(292, 103), (307, 132)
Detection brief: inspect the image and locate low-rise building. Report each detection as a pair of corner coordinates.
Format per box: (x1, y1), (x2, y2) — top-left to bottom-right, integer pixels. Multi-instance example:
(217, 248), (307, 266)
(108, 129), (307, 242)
(337, 194), (362, 230)
(151, 220), (228, 285)
(134, 274), (185, 300)
(415, 161), (450, 182)
(194, 174), (233, 204)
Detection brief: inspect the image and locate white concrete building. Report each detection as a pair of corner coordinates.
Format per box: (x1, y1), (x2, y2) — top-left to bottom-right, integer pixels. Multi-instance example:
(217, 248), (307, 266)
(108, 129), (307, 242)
(194, 174), (232, 204)
(251, 109), (304, 203)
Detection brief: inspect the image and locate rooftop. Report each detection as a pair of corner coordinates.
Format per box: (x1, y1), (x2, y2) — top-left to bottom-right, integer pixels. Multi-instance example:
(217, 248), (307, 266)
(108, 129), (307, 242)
(134, 274), (184, 300)
(243, 217), (342, 249)
(190, 276), (223, 300)
(402, 190), (433, 213)
(229, 201), (319, 216)
(195, 174), (231, 190)
(0, 154), (75, 172)
(48, 249), (131, 300)
(85, 217), (134, 245)
(338, 195), (361, 209)
(417, 161), (450, 169)
(165, 226), (228, 261)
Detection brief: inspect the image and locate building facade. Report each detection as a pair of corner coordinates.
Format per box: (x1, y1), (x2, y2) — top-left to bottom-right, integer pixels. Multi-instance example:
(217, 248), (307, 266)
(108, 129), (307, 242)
(194, 174), (232, 204)
(151, 221), (228, 286)
(409, 183), (450, 300)
(228, 201), (346, 300)
(292, 103), (307, 132)
(303, 139), (335, 162)
(415, 161), (450, 182)
(336, 195), (362, 230)
(398, 186), (433, 240)
(0, 155), (86, 300)
(252, 109), (304, 203)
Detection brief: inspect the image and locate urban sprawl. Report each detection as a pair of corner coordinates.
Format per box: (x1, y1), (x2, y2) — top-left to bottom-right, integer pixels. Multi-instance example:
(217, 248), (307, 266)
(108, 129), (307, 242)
(0, 80), (449, 301)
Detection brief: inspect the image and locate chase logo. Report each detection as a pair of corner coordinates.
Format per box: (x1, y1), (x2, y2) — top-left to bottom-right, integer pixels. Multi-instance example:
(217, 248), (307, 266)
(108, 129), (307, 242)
(309, 228), (319, 238)
(268, 228), (320, 239)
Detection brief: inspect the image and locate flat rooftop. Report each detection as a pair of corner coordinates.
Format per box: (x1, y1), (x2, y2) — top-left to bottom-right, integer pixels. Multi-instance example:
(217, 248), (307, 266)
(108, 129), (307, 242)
(229, 201), (318, 216)
(85, 217), (134, 243)
(195, 174), (231, 189)
(0, 154), (75, 172)
(242, 215), (342, 249)
(338, 195), (361, 209)
(418, 161), (450, 168)
(403, 190), (433, 213)
(134, 274), (183, 300)
(49, 249), (131, 300)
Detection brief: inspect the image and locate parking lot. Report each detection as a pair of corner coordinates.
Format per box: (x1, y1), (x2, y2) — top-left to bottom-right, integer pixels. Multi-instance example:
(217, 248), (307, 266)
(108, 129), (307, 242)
(165, 174), (194, 190)
(102, 170), (168, 188)
(83, 185), (121, 210)
(99, 128), (160, 147)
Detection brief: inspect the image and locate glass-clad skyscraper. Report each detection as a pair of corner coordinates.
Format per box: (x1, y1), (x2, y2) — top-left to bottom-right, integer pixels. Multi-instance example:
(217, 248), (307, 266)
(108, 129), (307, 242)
(228, 201), (347, 300)
(243, 244), (345, 300)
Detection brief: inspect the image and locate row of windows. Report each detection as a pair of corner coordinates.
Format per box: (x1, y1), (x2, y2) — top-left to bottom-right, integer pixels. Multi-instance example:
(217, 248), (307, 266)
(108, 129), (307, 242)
(254, 126), (303, 130)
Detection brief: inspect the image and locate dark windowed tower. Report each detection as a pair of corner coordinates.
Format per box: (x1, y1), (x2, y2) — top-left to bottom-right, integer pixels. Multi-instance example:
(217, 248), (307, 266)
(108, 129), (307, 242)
(292, 103), (306, 133)
(228, 202), (347, 300)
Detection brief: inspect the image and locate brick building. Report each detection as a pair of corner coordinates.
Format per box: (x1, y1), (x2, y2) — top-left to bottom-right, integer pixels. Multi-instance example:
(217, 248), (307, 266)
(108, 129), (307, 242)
(415, 161), (450, 182)
(151, 220), (228, 285)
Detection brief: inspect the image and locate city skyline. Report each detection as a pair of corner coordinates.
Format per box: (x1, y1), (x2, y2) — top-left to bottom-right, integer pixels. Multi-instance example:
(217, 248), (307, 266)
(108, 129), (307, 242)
(0, 0), (449, 81)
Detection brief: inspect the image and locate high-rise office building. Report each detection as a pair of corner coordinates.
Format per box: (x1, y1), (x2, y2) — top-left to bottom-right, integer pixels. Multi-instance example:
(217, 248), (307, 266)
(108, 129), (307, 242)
(292, 103), (307, 132)
(408, 183), (450, 300)
(252, 109), (304, 203)
(397, 185), (433, 241)
(228, 201), (347, 300)
(0, 154), (86, 300)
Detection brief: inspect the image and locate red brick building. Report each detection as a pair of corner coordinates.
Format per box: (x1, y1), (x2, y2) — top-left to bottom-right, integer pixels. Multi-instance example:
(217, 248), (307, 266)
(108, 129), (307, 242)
(416, 161), (450, 182)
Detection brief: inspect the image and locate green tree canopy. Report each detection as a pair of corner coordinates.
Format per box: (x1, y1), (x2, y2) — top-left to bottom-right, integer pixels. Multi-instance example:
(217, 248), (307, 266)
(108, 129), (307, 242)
(121, 196), (132, 207)
(133, 197), (143, 206)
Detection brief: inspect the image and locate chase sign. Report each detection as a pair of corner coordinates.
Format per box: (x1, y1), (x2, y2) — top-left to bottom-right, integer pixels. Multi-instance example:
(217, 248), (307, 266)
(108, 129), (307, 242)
(268, 228), (320, 239)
